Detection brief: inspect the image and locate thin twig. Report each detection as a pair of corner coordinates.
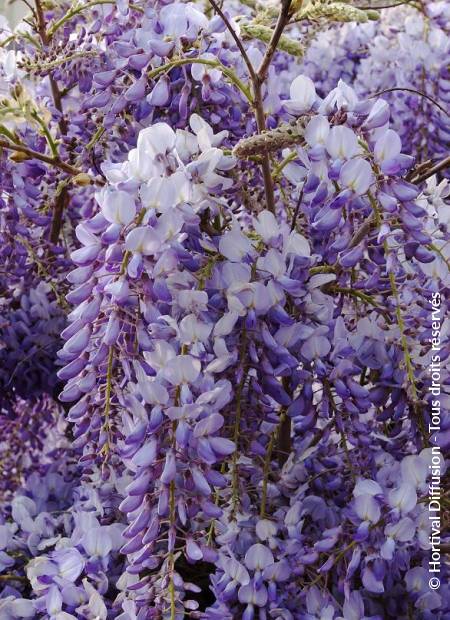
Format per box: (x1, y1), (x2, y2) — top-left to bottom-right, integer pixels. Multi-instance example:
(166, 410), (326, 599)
(411, 155), (450, 185)
(207, 0), (290, 214)
(206, 0), (258, 84)
(291, 187), (304, 231)
(0, 574), (28, 582)
(256, 0), (294, 83)
(370, 87), (450, 118)
(49, 76), (68, 134)
(0, 138), (80, 175)
(253, 81), (276, 213)
(50, 185), (69, 244)
(33, 0), (48, 42)
(252, 0), (294, 213)
(34, 0), (72, 242)
(34, 0), (68, 134)
(349, 212), (376, 248)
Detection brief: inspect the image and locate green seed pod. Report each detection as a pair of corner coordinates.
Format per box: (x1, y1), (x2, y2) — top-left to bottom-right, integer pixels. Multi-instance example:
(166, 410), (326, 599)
(240, 22), (305, 56)
(233, 118), (308, 159)
(297, 0), (380, 23)
(367, 9), (381, 20)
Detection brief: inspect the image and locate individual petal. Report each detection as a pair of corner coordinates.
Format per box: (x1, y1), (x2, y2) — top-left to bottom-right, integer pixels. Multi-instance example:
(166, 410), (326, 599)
(46, 586), (63, 615)
(103, 312), (121, 345)
(147, 75), (170, 106)
(208, 436), (235, 456)
(385, 517), (415, 542)
(179, 314), (212, 344)
(363, 98), (390, 129)
(162, 355), (201, 385)
(301, 334), (331, 360)
(160, 451), (177, 484)
(70, 244), (101, 266)
(57, 357), (87, 381)
(342, 591), (365, 620)
(320, 79), (358, 113)
(339, 244), (363, 268)
(354, 494), (381, 523)
(140, 378), (169, 406)
(388, 483), (417, 513)
(405, 566), (428, 594)
(132, 438), (158, 468)
(285, 75), (317, 114)
(186, 538), (203, 561)
(219, 221), (254, 261)
(56, 548), (85, 582)
(400, 455), (427, 488)
(125, 226), (161, 255)
(10, 599), (35, 618)
(339, 158), (374, 195)
(194, 413), (224, 437)
(144, 341), (176, 371)
(326, 126), (360, 160)
(380, 536), (396, 560)
(192, 467), (211, 495)
(353, 479), (383, 497)
(362, 565), (384, 594)
(244, 544), (274, 571)
(137, 122), (176, 158)
(62, 324), (91, 356)
(305, 115), (330, 147)
(82, 527), (113, 558)
(374, 129), (402, 164)
(285, 231), (311, 257)
(254, 210), (279, 244)
(213, 312), (239, 337)
(101, 190), (136, 225)
(312, 205), (343, 231)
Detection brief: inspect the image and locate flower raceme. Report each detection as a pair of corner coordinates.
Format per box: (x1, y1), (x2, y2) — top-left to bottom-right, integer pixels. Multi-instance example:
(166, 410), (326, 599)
(0, 1), (449, 619)
(55, 94), (447, 616)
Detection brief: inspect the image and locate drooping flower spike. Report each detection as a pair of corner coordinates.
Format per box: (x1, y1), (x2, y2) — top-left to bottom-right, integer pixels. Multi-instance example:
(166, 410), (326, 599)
(0, 0), (448, 618)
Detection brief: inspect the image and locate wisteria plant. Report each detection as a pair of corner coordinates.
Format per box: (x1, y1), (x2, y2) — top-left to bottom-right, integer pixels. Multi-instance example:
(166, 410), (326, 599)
(0, 0), (449, 619)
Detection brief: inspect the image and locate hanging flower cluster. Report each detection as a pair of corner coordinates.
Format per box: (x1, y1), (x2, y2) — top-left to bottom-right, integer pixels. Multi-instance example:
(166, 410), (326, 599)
(0, 0), (449, 619)
(301, 1), (450, 167)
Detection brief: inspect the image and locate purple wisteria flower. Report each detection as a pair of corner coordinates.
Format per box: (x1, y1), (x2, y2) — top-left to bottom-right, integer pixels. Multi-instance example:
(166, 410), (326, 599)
(0, 0), (449, 618)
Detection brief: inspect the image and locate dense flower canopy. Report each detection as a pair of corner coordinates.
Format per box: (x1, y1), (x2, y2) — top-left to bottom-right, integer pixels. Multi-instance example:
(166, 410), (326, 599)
(0, 1), (449, 619)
